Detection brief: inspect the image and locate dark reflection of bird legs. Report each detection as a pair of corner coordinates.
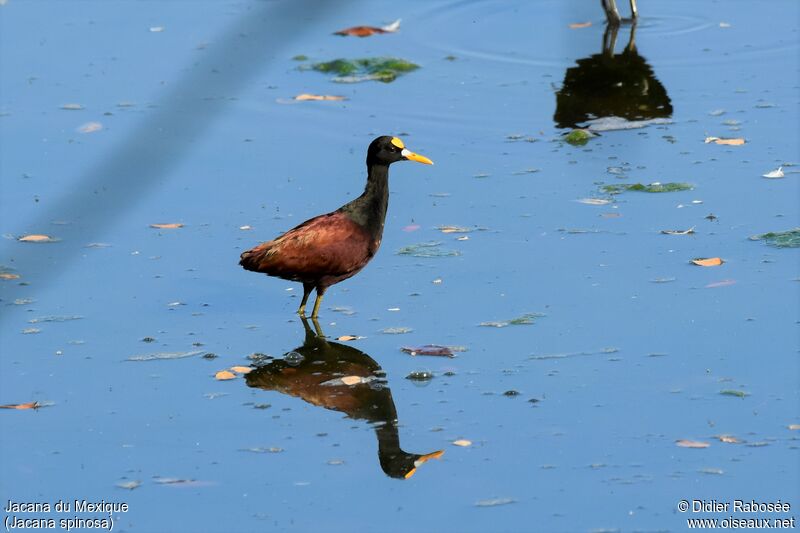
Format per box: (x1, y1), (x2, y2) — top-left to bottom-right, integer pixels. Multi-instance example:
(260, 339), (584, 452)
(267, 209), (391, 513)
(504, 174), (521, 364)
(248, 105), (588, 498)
(602, 22), (620, 57)
(601, 19), (637, 57)
(602, 0), (638, 26)
(244, 316), (444, 479)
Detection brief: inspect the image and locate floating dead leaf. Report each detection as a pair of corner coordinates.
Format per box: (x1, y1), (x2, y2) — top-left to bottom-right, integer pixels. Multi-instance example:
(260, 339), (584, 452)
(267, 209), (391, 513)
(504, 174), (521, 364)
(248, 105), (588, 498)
(29, 315), (82, 324)
(704, 136), (745, 146)
(77, 121), (103, 133)
(294, 93), (347, 101)
(437, 225), (473, 234)
(568, 21), (592, 29)
(453, 439), (472, 447)
(150, 223), (184, 229)
(0, 272), (20, 280)
(676, 439), (710, 449)
(116, 480), (142, 490)
(215, 370), (236, 381)
(337, 335), (363, 341)
(720, 389), (748, 398)
(334, 19), (400, 37)
(716, 435), (741, 444)
(60, 103), (84, 110)
(239, 225), (252, 230)
(381, 327), (412, 334)
(788, 424), (800, 431)
(152, 477), (212, 487)
(475, 497), (516, 507)
(577, 198), (611, 206)
(762, 167), (784, 179)
(340, 376), (363, 386)
(18, 234), (57, 243)
(661, 227), (695, 235)
(402, 224), (420, 232)
(0, 401), (40, 410)
(691, 257), (723, 267)
(699, 467), (725, 475)
(705, 279), (736, 288)
(126, 350), (204, 361)
(401, 345), (455, 357)
(230, 366), (252, 375)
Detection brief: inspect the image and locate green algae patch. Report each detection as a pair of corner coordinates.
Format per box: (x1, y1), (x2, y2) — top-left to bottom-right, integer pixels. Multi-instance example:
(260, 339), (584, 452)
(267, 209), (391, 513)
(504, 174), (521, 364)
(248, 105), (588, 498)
(308, 57), (420, 83)
(480, 312), (546, 328)
(601, 182), (693, 194)
(397, 241), (460, 258)
(563, 129), (593, 146)
(749, 228), (800, 248)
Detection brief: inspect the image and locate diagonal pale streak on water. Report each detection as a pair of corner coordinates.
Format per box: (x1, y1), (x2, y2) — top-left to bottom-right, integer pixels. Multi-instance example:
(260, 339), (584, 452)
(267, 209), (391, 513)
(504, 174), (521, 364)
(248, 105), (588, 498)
(0, 0), (349, 315)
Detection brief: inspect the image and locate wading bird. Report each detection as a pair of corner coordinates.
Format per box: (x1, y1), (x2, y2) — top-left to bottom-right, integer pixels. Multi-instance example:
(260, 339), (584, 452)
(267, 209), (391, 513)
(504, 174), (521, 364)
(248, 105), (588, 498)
(240, 136), (432, 318)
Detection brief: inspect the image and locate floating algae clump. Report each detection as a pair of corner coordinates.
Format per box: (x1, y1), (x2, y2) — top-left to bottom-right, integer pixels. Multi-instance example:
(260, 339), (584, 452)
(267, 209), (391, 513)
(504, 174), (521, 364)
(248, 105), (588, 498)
(563, 129), (593, 146)
(601, 182), (692, 194)
(749, 228), (800, 248)
(309, 57), (420, 83)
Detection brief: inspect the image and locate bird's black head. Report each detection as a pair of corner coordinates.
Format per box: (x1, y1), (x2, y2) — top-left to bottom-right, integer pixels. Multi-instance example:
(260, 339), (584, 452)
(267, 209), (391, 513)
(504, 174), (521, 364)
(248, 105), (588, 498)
(367, 136), (433, 167)
(379, 449), (445, 479)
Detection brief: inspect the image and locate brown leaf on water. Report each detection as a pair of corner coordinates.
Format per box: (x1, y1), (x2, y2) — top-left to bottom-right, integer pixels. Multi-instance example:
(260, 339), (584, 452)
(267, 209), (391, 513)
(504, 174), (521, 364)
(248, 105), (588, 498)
(789, 424), (800, 431)
(0, 401), (40, 410)
(337, 335), (362, 341)
(569, 21), (592, 29)
(437, 225), (472, 234)
(676, 439), (710, 448)
(215, 370), (236, 381)
(230, 366), (252, 375)
(453, 439), (472, 447)
(692, 257), (723, 267)
(716, 435), (741, 444)
(334, 19), (400, 37)
(704, 136), (745, 146)
(294, 94), (347, 101)
(77, 121), (103, 133)
(18, 234), (57, 243)
(0, 272), (20, 280)
(661, 227), (695, 235)
(149, 223), (184, 229)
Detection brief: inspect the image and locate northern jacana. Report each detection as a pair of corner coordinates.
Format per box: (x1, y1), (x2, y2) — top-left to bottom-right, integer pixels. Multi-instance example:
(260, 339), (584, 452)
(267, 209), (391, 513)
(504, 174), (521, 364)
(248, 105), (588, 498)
(240, 136), (433, 317)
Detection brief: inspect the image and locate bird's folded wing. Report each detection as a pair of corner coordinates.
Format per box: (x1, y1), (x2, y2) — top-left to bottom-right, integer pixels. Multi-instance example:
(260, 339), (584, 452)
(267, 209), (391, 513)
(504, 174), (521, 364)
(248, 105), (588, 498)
(240, 213), (372, 279)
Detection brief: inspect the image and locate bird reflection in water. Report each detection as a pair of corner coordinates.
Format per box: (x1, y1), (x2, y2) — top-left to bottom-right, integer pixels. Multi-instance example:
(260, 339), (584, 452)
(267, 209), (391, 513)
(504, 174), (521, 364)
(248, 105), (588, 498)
(554, 23), (672, 129)
(245, 317), (444, 479)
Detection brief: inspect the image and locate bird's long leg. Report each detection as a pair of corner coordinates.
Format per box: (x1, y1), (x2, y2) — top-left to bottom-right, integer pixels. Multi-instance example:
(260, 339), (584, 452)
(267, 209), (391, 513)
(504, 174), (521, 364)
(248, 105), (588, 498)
(602, 0), (621, 26)
(629, 0), (638, 20)
(310, 287), (327, 319)
(297, 283), (314, 316)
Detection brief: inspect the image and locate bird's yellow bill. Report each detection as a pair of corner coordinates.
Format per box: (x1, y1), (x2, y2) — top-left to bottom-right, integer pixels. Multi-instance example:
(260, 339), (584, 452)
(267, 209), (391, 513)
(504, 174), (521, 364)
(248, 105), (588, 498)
(403, 450), (444, 479)
(401, 148), (434, 165)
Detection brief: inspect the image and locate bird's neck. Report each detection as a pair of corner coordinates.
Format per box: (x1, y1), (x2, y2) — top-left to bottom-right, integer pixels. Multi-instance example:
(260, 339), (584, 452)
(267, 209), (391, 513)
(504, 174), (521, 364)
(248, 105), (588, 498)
(343, 163), (389, 240)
